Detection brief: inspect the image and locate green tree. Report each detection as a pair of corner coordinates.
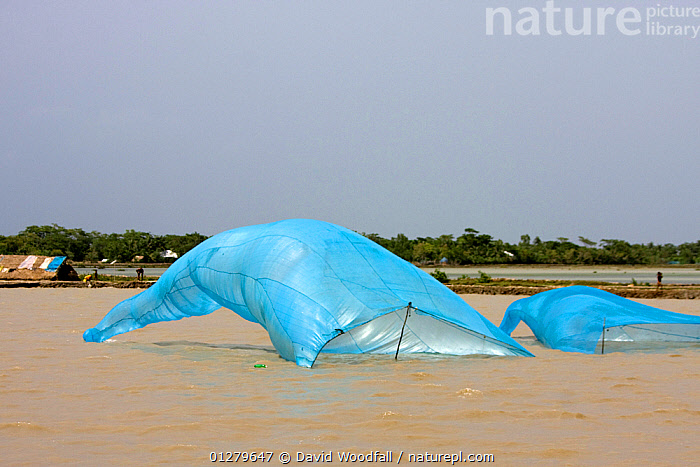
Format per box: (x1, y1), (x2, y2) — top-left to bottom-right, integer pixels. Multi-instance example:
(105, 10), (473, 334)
(163, 233), (209, 257)
(578, 236), (597, 247)
(388, 233), (414, 261)
(413, 240), (438, 264)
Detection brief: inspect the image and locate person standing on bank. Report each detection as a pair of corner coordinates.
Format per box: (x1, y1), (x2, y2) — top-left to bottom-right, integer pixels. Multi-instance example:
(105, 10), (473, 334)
(657, 271), (663, 289)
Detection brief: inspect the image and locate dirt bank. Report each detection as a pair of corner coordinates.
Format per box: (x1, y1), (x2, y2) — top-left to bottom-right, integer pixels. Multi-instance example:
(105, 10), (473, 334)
(1, 279), (696, 298)
(447, 284), (699, 299)
(0, 280), (154, 289)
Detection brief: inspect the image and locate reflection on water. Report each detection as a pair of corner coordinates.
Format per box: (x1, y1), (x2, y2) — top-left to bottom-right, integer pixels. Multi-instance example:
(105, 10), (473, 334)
(75, 267), (170, 277)
(152, 340), (278, 353)
(1, 289), (698, 465)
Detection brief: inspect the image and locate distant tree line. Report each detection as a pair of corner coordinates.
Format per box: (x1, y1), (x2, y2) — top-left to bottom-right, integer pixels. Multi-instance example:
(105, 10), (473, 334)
(0, 225), (208, 263)
(363, 229), (700, 265)
(1, 224), (698, 265)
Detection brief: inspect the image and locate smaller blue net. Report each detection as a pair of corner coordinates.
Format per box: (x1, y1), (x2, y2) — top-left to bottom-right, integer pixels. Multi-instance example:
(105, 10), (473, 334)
(499, 286), (700, 354)
(84, 219), (533, 366)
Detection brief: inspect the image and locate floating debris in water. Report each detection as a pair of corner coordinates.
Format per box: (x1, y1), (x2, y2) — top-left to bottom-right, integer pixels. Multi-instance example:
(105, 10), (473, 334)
(456, 388), (483, 398)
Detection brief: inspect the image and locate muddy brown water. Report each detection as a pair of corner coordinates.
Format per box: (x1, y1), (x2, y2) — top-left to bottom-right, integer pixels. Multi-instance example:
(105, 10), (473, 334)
(1, 289), (698, 465)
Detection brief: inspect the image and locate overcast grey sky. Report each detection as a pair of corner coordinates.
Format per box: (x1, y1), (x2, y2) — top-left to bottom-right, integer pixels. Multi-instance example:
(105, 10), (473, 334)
(2, 1), (698, 244)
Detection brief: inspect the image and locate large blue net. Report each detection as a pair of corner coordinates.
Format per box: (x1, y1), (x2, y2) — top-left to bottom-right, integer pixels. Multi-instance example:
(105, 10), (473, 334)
(500, 286), (700, 354)
(84, 219), (532, 366)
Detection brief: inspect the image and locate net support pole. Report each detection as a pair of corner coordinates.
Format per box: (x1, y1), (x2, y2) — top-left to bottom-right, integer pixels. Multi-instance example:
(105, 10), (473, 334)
(395, 302), (412, 360)
(601, 317), (606, 355)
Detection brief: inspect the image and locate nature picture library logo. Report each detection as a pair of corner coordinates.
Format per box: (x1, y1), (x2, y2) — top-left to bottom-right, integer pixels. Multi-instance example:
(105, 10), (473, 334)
(485, 1), (700, 38)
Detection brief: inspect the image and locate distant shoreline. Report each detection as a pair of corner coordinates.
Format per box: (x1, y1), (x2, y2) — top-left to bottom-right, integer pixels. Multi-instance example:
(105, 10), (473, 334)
(4, 262), (699, 298)
(423, 264), (700, 271)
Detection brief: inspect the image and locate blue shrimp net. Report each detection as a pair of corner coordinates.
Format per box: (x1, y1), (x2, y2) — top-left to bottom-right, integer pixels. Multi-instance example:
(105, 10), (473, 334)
(84, 219), (532, 366)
